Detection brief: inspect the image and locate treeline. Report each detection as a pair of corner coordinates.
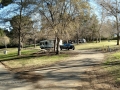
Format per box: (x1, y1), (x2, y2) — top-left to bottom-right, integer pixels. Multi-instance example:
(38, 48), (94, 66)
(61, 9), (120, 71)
(0, 0), (119, 55)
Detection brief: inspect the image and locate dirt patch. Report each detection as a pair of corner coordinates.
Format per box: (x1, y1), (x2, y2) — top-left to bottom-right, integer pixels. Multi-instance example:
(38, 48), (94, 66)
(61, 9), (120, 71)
(14, 71), (44, 83)
(87, 65), (120, 90)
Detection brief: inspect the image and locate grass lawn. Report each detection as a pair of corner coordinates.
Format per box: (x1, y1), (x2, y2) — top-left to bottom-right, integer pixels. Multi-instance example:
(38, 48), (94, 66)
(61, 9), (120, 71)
(0, 48), (39, 60)
(0, 47), (70, 69)
(75, 40), (120, 86)
(0, 40), (120, 87)
(0, 40), (120, 74)
(75, 40), (118, 50)
(103, 52), (120, 85)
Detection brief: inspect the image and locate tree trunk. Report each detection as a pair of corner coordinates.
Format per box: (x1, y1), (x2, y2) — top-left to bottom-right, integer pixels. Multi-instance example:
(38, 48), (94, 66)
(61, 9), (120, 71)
(56, 37), (60, 55)
(54, 37), (57, 52)
(76, 33), (79, 45)
(34, 38), (36, 48)
(18, 27), (21, 56)
(116, 15), (119, 45)
(98, 31), (101, 42)
(117, 33), (119, 45)
(18, 0), (23, 56)
(96, 38), (98, 43)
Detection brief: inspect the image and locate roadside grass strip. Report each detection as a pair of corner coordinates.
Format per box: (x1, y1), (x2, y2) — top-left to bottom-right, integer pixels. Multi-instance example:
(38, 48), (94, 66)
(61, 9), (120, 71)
(104, 52), (120, 85)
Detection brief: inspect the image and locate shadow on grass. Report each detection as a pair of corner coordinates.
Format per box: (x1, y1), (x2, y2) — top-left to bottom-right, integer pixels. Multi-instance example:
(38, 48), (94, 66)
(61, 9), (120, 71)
(0, 52), (56, 62)
(104, 61), (120, 65)
(0, 50), (80, 62)
(103, 60), (120, 87)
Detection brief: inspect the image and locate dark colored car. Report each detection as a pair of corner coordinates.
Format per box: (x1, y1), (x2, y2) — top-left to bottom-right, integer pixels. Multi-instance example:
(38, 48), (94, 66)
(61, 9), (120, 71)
(60, 43), (75, 50)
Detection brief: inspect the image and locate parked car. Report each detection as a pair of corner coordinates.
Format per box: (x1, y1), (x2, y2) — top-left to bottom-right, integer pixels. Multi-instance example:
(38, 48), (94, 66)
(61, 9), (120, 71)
(78, 38), (86, 43)
(60, 43), (75, 50)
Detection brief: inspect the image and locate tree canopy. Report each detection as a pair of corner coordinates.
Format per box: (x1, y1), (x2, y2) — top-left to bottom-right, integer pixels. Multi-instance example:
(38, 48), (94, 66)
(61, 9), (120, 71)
(10, 15), (33, 46)
(1, 0), (116, 54)
(96, 0), (120, 45)
(1, 0), (13, 6)
(0, 28), (5, 37)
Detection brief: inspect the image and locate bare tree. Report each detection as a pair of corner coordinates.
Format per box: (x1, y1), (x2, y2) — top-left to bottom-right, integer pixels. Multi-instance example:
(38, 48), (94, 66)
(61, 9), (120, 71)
(10, 0), (36, 55)
(36, 0), (81, 54)
(101, 20), (114, 39)
(36, 0), (91, 54)
(96, 0), (120, 45)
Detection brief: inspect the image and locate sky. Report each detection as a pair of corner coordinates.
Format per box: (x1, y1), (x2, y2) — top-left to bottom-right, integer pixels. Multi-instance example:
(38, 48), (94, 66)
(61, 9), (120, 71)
(0, 3), (19, 30)
(0, 0), (101, 30)
(89, 0), (102, 19)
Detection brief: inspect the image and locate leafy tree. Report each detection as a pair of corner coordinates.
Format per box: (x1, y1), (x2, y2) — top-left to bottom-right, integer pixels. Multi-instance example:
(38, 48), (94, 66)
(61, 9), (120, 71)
(0, 28), (10, 49)
(0, 0), (41, 55)
(0, 36), (10, 49)
(0, 28), (5, 37)
(1, 0), (13, 6)
(89, 14), (99, 42)
(9, 0), (36, 55)
(101, 20), (114, 40)
(10, 15), (33, 48)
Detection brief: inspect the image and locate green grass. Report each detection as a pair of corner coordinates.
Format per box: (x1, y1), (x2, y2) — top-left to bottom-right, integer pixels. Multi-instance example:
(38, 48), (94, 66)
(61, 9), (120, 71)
(75, 40), (120, 85)
(0, 47), (69, 68)
(75, 40), (117, 50)
(0, 48), (17, 60)
(104, 52), (120, 85)
(3, 54), (69, 68)
(0, 40), (119, 71)
(0, 48), (39, 60)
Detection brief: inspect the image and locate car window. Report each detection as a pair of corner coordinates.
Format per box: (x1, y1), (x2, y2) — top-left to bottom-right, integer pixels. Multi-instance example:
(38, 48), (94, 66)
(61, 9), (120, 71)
(45, 42), (48, 45)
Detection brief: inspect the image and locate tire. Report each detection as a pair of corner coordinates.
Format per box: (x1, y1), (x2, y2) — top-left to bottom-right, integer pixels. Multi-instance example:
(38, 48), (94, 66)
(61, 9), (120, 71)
(73, 47), (75, 50)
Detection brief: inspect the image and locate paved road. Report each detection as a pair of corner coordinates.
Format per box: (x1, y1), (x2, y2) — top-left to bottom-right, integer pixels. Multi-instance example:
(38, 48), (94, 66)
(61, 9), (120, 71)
(0, 50), (117, 90)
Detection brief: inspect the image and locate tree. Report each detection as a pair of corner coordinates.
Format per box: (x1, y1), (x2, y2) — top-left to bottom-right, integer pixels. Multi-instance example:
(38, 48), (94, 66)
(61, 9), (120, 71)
(10, 0), (36, 55)
(1, 0), (13, 6)
(96, 8), (106, 42)
(10, 15), (33, 48)
(89, 14), (99, 42)
(31, 25), (40, 48)
(0, 28), (10, 49)
(72, 11), (91, 44)
(96, 0), (120, 45)
(0, 0), (40, 55)
(101, 20), (114, 39)
(0, 28), (5, 37)
(37, 0), (91, 54)
(0, 36), (10, 49)
(72, 13), (99, 42)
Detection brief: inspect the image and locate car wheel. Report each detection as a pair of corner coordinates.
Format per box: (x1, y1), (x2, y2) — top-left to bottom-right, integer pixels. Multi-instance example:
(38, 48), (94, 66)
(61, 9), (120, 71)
(73, 47), (75, 50)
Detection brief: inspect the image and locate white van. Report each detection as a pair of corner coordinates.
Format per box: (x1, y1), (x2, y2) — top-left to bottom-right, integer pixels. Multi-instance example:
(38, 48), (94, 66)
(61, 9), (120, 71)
(40, 39), (62, 49)
(40, 40), (54, 49)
